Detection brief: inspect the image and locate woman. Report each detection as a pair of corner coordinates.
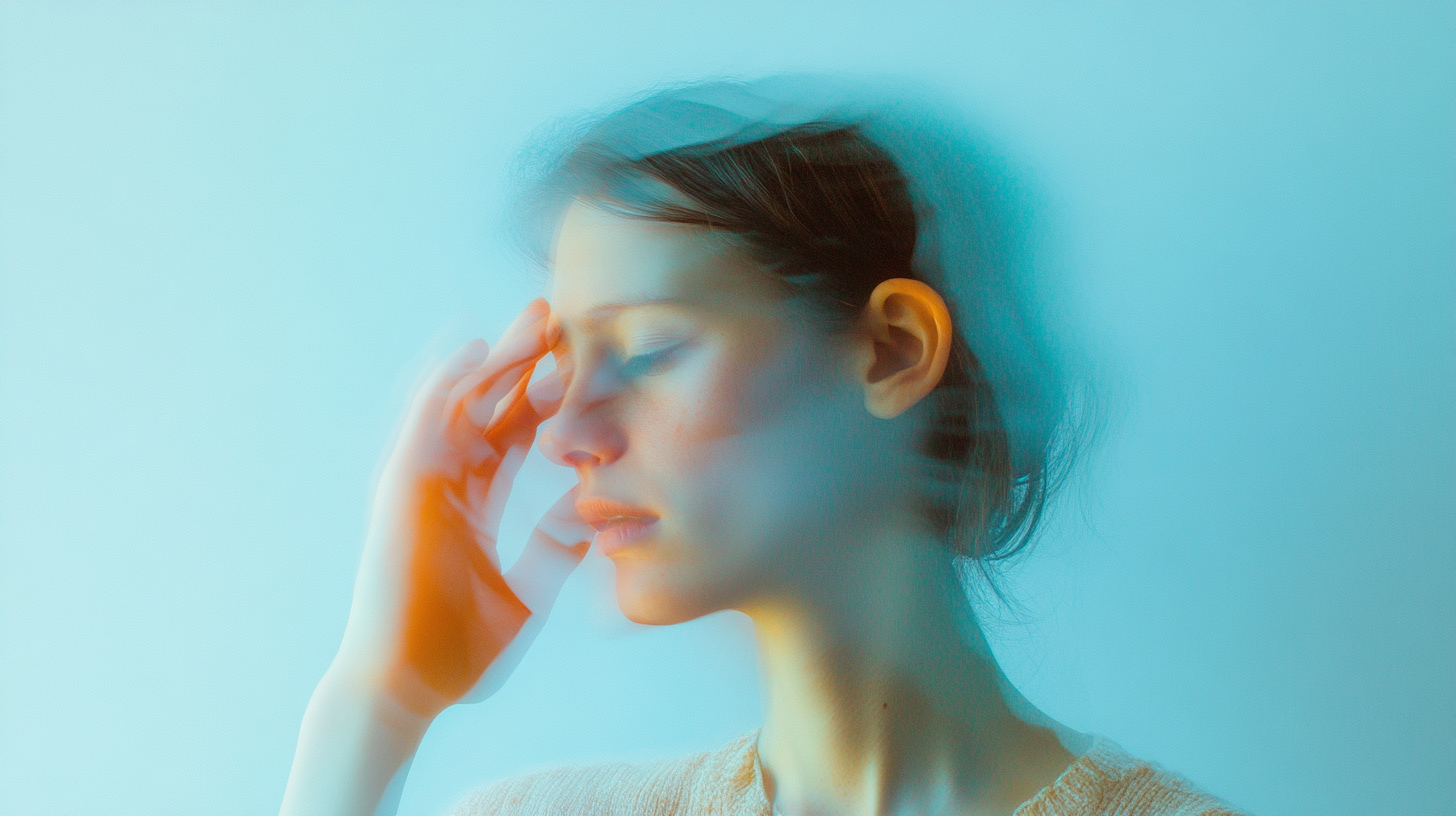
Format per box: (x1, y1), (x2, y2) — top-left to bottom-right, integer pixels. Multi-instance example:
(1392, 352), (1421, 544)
(280, 77), (1245, 816)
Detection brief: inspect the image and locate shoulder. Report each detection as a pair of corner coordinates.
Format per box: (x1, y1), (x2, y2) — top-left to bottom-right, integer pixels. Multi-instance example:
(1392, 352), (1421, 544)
(447, 732), (771, 816)
(1015, 737), (1250, 816)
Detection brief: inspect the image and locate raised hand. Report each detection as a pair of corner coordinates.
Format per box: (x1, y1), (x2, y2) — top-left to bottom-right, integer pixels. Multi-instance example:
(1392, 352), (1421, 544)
(281, 299), (592, 816)
(336, 298), (589, 716)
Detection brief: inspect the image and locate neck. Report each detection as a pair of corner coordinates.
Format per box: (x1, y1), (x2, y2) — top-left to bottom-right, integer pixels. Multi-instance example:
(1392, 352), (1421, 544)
(743, 526), (1076, 816)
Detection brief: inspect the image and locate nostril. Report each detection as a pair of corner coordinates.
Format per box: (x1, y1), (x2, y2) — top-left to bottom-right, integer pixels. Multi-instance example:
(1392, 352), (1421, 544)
(537, 408), (622, 469)
(561, 450), (599, 468)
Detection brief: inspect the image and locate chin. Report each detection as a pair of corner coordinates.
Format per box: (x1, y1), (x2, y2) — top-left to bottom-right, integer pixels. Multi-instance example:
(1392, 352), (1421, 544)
(610, 561), (719, 626)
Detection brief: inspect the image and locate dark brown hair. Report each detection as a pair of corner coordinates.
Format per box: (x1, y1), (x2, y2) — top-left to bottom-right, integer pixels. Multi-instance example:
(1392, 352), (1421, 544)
(531, 119), (1050, 566)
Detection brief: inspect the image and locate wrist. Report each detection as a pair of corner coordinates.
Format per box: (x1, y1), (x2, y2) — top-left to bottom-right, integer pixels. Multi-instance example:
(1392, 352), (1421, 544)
(281, 665), (437, 816)
(315, 662), (438, 742)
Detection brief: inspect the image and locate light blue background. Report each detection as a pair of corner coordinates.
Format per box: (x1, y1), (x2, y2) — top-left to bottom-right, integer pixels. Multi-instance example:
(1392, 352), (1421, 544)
(2, 3), (1452, 815)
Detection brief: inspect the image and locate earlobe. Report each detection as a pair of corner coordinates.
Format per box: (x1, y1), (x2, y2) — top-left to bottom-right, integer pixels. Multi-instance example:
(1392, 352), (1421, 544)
(859, 278), (953, 419)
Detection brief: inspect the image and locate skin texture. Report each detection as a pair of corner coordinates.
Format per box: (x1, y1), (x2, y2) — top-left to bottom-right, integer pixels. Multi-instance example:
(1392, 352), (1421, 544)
(542, 201), (890, 624)
(542, 200), (1080, 815)
(281, 198), (1079, 816)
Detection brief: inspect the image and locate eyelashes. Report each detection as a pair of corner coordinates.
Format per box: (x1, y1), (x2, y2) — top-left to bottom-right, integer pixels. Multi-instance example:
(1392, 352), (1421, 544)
(618, 341), (686, 380)
(554, 325), (696, 386)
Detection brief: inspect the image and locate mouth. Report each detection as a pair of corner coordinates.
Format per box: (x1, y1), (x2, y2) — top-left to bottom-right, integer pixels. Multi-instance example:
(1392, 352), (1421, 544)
(574, 497), (660, 556)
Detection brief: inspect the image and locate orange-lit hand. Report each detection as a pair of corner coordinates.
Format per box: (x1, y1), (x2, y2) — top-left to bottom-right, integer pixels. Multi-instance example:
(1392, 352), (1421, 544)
(334, 298), (587, 719)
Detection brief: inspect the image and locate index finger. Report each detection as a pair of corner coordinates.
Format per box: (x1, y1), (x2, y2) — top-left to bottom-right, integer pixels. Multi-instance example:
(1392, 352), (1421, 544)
(447, 300), (553, 420)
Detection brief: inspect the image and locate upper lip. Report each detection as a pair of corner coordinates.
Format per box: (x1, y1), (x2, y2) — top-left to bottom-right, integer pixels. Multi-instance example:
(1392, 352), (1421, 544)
(574, 496), (659, 532)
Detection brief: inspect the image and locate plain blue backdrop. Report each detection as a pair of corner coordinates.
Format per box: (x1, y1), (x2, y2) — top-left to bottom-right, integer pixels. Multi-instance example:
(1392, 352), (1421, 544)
(1, 3), (1452, 815)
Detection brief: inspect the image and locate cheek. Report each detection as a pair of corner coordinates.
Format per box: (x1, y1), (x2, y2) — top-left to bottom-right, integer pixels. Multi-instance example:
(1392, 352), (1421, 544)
(629, 332), (880, 565)
(606, 345), (784, 617)
(630, 327), (784, 466)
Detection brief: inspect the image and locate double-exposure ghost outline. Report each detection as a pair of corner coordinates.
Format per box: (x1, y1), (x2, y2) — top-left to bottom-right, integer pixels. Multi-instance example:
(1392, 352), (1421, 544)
(280, 76), (1248, 816)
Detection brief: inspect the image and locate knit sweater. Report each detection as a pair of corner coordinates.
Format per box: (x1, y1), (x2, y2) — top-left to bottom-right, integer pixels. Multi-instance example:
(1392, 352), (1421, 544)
(448, 731), (1247, 816)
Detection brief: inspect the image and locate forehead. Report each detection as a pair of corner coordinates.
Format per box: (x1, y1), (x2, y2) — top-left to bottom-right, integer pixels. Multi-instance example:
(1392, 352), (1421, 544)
(548, 199), (771, 323)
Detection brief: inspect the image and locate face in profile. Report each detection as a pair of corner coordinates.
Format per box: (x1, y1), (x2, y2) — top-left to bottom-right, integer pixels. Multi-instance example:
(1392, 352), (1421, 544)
(540, 200), (914, 625)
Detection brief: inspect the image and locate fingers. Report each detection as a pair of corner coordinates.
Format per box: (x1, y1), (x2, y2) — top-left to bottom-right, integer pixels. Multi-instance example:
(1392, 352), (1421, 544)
(455, 486), (589, 707)
(446, 300), (553, 424)
(524, 369), (566, 419)
(467, 360), (537, 430)
(544, 307), (563, 348)
(480, 355), (567, 438)
(470, 441), (531, 567)
(439, 338), (493, 381)
(404, 339), (491, 430)
(410, 299), (557, 479)
(503, 487), (593, 615)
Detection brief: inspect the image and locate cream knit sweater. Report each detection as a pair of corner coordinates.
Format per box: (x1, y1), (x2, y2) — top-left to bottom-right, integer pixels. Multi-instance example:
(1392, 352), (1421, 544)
(448, 731), (1247, 816)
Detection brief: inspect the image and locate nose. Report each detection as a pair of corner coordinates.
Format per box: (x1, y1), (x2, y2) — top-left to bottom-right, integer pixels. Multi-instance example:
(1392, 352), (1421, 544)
(538, 407), (626, 469)
(537, 367), (627, 470)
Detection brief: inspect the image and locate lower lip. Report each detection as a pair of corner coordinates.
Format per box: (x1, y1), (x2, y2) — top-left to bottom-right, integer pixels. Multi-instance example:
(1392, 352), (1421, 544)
(593, 517), (659, 557)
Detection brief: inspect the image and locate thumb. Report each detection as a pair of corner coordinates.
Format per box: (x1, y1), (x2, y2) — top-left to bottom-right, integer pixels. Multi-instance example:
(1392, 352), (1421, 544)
(503, 486), (593, 614)
(458, 488), (592, 705)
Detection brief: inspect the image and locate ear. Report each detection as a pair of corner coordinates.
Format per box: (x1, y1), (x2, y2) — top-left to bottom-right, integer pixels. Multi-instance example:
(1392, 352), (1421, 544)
(857, 278), (953, 419)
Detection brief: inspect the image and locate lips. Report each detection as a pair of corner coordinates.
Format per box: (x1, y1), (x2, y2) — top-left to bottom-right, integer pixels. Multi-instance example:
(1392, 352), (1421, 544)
(574, 496), (660, 556)
(574, 497), (658, 529)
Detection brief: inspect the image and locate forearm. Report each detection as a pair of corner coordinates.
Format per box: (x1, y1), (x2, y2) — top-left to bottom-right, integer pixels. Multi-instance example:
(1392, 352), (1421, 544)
(280, 666), (434, 816)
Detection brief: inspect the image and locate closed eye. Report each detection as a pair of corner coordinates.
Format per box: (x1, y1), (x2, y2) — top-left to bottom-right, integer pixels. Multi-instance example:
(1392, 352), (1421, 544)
(618, 342), (687, 380)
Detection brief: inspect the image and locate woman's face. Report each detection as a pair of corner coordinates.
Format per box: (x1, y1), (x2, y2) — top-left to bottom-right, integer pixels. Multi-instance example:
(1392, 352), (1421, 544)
(541, 200), (911, 625)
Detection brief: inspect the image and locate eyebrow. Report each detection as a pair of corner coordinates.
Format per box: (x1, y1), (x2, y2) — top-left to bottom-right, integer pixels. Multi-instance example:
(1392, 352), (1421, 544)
(580, 296), (691, 321)
(554, 296), (694, 349)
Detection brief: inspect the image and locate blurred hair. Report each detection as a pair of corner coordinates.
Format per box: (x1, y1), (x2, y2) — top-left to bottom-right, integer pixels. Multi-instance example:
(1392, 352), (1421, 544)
(510, 78), (1082, 574)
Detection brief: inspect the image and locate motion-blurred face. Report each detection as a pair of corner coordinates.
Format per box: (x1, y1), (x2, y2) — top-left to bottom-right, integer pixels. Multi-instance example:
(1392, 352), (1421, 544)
(540, 200), (906, 625)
